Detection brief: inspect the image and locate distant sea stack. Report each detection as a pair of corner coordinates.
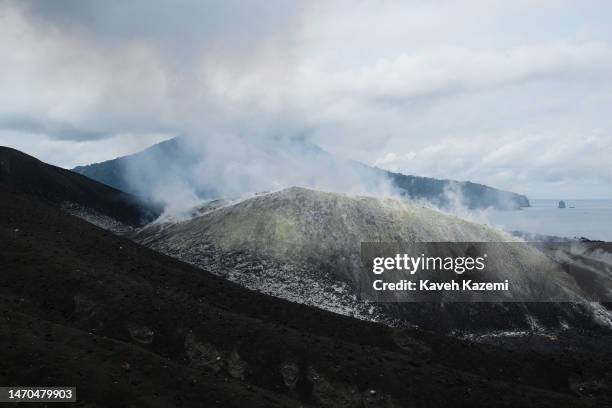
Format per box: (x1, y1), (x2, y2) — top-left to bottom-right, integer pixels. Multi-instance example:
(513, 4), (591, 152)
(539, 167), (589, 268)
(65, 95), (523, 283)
(558, 200), (566, 209)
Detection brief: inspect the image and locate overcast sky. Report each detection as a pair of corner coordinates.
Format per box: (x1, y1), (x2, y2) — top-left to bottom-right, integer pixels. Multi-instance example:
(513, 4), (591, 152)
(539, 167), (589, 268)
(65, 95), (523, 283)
(1, 0), (611, 198)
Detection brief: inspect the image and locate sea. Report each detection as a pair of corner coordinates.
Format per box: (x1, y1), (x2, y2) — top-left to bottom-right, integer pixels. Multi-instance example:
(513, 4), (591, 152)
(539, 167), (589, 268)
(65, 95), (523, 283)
(483, 199), (612, 242)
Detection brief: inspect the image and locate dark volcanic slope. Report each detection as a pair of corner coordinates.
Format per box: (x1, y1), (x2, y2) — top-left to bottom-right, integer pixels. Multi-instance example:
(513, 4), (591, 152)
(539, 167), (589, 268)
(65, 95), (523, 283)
(0, 146), (159, 226)
(1, 186), (611, 407)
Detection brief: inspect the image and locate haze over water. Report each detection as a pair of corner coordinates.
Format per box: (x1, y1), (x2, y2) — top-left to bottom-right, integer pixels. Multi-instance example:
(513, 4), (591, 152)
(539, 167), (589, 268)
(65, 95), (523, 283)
(484, 199), (612, 241)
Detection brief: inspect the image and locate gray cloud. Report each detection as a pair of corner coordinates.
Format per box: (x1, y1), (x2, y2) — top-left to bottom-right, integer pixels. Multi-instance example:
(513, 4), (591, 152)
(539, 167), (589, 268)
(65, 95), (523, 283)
(15, 4), (300, 80)
(1, 0), (611, 198)
(0, 114), (111, 141)
(17, 0), (305, 57)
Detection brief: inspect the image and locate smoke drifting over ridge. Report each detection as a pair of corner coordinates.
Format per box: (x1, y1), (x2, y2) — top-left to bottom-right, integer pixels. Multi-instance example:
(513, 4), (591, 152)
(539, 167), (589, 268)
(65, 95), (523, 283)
(4, 0), (390, 214)
(107, 134), (527, 228)
(3, 1), (611, 199)
(4, 0), (397, 213)
(120, 135), (398, 218)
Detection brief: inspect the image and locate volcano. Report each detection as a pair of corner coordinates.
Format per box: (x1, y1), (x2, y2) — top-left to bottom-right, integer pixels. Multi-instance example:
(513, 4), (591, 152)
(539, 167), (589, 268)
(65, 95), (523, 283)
(134, 187), (611, 333)
(1, 146), (611, 406)
(4, 177), (611, 406)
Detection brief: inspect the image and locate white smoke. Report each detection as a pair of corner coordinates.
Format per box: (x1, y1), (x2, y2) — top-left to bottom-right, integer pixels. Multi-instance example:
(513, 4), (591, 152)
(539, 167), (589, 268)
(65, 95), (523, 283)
(402, 180), (516, 232)
(3, 1), (535, 222)
(126, 133), (400, 219)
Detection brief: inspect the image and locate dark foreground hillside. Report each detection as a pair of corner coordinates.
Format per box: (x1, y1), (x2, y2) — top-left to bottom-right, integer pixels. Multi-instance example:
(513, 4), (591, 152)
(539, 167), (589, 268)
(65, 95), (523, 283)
(0, 146), (159, 226)
(1, 186), (610, 407)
